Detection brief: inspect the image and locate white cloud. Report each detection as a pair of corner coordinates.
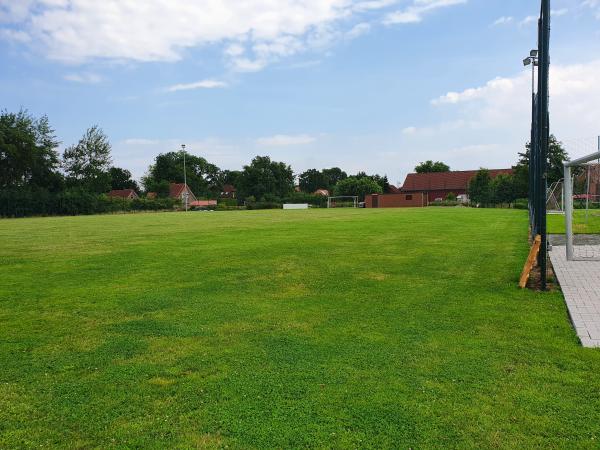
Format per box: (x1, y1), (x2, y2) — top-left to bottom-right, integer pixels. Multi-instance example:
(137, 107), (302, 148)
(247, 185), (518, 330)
(519, 15), (537, 27)
(64, 72), (103, 83)
(583, 0), (600, 18)
(492, 16), (513, 26)
(1, 0), (464, 69)
(384, 0), (467, 25)
(552, 8), (569, 17)
(0, 0), (356, 68)
(346, 22), (371, 39)
(165, 79), (228, 92)
(427, 60), (600, 159)
(353, 0), (397, 12)
(257, 134), (317, 147)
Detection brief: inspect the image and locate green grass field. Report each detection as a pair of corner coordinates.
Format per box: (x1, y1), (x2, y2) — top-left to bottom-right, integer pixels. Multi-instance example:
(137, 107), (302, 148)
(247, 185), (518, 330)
(548, 209), (600, 234)
(2, 208), (600, 448)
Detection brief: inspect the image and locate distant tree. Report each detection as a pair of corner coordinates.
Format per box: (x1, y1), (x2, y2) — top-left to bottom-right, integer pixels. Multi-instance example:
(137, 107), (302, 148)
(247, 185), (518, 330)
(220, 169), (242, 187)
(511, 163), (529, 199)
(0, 109), (63, 191)
(237, 156), (294, 201)
(415, 160), (450, 173)
(62, 125), (112, 193)
(333, 176), (383, 201)
(109, 167), (139, 191)
(516, 135), (570, 189)
(299, 169), (328, 193)
(491, 174), (517, 206)
(355, 172), (389, 193)
(322, 167), (347, 188)
(142, 151), (220, 198)
(468, 169), (492, 206)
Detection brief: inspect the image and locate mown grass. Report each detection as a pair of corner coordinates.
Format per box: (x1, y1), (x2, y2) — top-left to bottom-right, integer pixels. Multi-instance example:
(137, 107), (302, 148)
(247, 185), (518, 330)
(548, 209), (600, 234)
(1, 208), (600, 448)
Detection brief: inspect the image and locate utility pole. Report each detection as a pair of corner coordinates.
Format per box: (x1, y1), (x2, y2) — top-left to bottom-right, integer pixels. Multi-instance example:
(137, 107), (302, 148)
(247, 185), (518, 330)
(182, 144), (188, 212)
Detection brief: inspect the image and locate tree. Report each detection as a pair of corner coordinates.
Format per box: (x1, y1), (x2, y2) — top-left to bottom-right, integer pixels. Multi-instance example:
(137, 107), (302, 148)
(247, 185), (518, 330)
(142, 151), (220, 198)
(237, 156), (294, 201)
(355, 172), (389, 193)
(468, 169), (492, 206)
(0, 109), (62, 191)
(322, 167), (347, 188)
(63, 125), (113, 193)
(516, 135), (570, 190)
(109, 167), (139, 191)
(415, 160), (450, 173)
(491, 174), (517, 206)
(333, 176), (383, 201)
(299, 169), (328, 193)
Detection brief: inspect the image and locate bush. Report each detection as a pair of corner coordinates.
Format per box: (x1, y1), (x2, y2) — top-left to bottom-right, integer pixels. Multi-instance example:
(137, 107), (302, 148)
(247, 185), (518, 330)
(514, 198), (528, 210)
(430, 200), (461, 207)
(245, 201), (282, 210)
(218, 198), (239, 207)
(281, 192), (328, 208)
(0, 188), (179, 218)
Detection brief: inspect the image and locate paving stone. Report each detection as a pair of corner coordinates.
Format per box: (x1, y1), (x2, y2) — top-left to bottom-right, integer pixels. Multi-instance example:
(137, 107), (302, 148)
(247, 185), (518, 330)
(550, 245), (600, 348)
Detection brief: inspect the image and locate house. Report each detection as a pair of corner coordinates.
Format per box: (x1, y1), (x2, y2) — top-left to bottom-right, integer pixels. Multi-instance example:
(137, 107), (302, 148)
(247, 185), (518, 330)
(365, 192), (427, 208)
(169, 183), (197, 205)
(190, 200), (218, 208)
(221, 184), (237, 199)
(146, 192), (157, 199)
(314, 189), (330, 197)
(386, 185), (402, 194)
(400, 169), (513, 203)
(107, 189), (139, 200)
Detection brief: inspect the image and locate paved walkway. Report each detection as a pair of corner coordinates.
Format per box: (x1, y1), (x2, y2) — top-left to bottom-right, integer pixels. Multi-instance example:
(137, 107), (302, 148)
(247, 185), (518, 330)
(550, 245), (600, 348)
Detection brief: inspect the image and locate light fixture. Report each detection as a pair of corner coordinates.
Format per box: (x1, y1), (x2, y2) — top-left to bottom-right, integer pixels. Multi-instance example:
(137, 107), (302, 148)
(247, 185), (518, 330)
(523, 57), (532, 67)
(530, 49), (538, 57)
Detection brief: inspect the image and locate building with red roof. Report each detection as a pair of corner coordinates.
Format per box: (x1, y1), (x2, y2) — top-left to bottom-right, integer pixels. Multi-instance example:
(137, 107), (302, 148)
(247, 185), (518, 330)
(169, 183), (197, 205)
(401, 169), (513, 203)
(107, 189), (139, 200)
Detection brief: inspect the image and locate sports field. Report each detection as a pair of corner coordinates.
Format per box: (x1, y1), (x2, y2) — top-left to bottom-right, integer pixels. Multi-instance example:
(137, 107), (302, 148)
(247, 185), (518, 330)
(2, 208), (600, 448)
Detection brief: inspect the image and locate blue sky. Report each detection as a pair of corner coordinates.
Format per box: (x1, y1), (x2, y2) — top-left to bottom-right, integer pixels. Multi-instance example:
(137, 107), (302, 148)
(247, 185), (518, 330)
(1, 0), (600, 185)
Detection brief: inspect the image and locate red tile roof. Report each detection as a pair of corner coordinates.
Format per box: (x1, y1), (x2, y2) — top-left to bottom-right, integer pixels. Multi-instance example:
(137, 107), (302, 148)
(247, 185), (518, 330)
(401, 169), (513, 192)
(387, 185), (401, 194)
(314, 189), (330, 196)
(222, 184), (236, 193)
(107, 189), (138, 199)
(190, 200), (217, 207)
(169, 183), (187, 198)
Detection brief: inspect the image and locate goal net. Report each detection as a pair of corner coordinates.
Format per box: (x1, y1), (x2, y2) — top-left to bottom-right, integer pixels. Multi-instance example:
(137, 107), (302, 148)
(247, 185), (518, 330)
(327, 196), (358, 208)
(563, 136), (600, 261)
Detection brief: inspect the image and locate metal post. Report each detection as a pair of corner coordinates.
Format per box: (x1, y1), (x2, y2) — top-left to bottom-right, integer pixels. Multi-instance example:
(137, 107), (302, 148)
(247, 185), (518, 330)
(182, 144), (188, 212)
(565, 165), (574, 261)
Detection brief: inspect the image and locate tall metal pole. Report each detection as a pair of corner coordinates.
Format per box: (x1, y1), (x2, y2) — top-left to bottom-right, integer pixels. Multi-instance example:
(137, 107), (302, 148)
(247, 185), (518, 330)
(537, 0), (550, 290)
(182, 144), (188, 212)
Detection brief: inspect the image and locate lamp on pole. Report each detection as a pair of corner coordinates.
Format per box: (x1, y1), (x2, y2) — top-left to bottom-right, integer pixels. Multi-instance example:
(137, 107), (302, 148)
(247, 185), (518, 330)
(181, 144), (188, 212)
(523, 49), (538, 97)
(523, 50), (539, 230)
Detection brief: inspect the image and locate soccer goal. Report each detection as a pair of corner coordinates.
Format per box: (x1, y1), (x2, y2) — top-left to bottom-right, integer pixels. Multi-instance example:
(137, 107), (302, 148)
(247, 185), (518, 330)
(547, 180), (564, 214)
(327, 196), (358, 208)
(563, 136), (600, 261)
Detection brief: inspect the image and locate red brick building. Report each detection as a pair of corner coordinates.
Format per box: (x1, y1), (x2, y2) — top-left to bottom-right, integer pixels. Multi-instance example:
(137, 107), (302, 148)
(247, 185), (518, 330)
(401, 169), (513, 203)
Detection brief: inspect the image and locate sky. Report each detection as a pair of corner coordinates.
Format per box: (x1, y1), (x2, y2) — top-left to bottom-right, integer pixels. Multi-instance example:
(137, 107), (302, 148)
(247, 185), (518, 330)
(1, 0), (600, 186)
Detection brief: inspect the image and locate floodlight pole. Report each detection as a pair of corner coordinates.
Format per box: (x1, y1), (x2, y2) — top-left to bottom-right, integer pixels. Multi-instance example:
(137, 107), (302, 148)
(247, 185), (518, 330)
(182, 144), (188, 212)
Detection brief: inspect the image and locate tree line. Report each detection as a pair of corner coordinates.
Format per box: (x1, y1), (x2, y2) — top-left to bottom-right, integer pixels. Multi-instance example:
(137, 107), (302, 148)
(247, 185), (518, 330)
(0, 110), (389, 217)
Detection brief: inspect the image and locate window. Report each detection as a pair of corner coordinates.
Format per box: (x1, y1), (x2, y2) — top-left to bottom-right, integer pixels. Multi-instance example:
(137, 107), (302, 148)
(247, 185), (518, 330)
(405, 195), (413, 201)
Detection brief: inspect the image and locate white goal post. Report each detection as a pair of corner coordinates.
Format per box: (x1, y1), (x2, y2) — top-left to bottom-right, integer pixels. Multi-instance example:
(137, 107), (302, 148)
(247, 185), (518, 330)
(327, 196), (359, 208)
(564, 140), (600, 261)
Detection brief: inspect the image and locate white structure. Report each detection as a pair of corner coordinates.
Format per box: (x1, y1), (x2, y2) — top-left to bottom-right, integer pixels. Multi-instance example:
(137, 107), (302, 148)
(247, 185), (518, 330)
(283, 203), (309, 210)
(327, 196), (358, 208)
(564, 137), (600, 261)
